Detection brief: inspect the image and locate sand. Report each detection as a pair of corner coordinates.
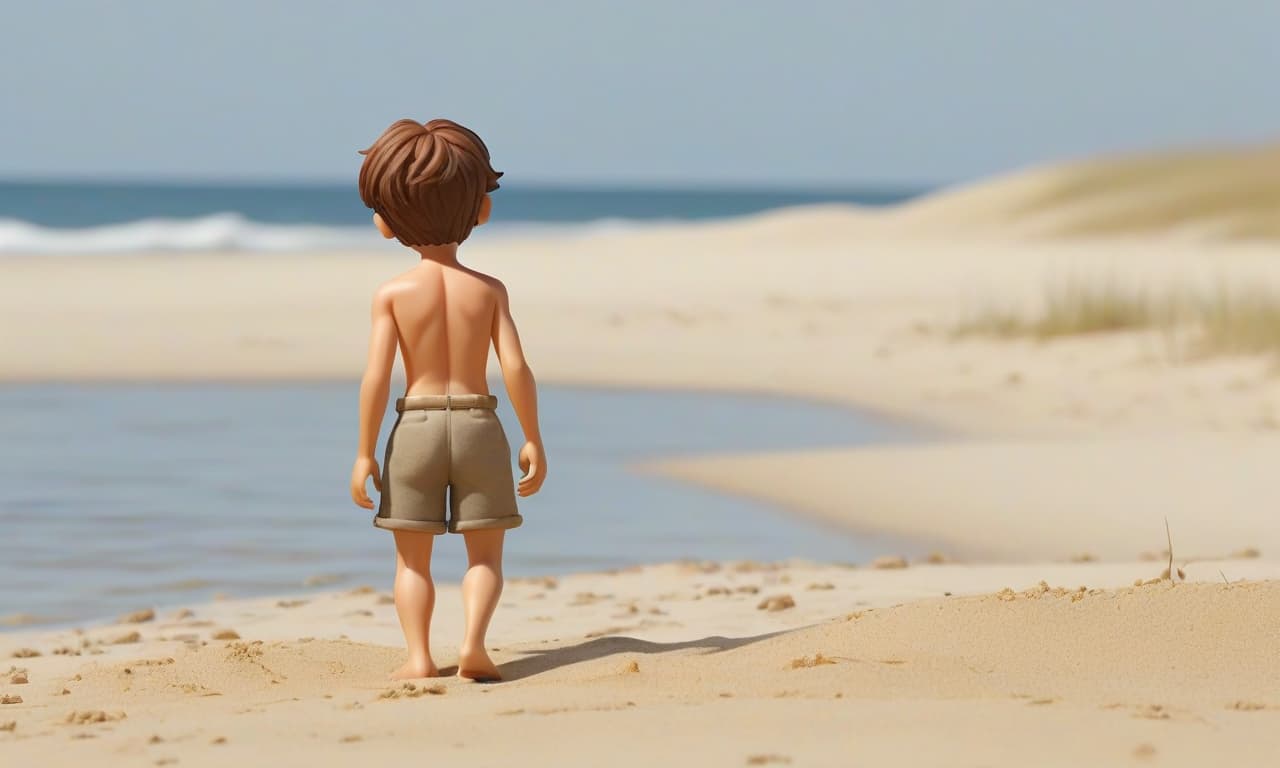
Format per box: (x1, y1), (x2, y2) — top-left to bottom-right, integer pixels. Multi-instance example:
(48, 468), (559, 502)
(4, 144), (1280, 764)
(3, 561), (1279, 766)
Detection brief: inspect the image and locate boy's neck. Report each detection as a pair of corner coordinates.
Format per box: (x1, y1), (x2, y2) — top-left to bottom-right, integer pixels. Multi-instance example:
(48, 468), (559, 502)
(412, 243), (460, 266)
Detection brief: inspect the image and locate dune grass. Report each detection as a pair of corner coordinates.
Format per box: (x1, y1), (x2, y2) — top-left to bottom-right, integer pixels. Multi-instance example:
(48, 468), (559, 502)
(955, 281), (1280, 358)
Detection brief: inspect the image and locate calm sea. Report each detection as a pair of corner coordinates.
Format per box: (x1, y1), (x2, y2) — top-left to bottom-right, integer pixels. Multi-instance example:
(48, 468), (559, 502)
(0, 180), (923, 254)
(0, 383), (924, 630)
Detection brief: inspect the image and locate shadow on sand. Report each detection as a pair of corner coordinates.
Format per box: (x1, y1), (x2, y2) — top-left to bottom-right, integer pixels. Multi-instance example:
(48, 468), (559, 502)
(438, 629), (793, 682)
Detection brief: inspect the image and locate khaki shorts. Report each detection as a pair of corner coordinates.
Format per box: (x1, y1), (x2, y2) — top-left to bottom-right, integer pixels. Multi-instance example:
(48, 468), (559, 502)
(373, 393), (523, 535)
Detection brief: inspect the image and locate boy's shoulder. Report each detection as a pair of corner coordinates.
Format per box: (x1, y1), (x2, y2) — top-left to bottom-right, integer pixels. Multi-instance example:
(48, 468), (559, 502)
(371, 265), (508, 303)
(458, 265), (509, 300)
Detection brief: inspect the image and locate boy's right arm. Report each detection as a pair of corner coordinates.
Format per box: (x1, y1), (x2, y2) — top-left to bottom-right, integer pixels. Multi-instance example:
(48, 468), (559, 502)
(492, 280), (546, 497)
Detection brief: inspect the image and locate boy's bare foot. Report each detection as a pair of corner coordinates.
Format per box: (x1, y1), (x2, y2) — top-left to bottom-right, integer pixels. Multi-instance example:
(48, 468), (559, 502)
(456, 647), (502, 682)
(390, 660), (438, 680)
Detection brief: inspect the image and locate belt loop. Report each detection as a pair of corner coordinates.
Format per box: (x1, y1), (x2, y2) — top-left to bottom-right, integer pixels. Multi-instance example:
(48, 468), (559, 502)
(446, 394), (452, 410)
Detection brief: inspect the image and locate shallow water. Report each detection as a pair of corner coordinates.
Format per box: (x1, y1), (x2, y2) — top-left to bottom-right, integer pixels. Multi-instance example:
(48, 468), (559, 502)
(0, 382), (920, 628)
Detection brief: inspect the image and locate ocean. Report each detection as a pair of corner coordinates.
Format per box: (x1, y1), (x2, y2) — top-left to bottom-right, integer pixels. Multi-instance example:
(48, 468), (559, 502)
(0, 383), (923, 629)
(0, 180), (922, 254)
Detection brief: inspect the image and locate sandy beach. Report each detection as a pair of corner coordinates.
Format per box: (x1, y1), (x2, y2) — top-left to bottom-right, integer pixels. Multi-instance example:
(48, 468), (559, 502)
(4, 146), (1280, 765)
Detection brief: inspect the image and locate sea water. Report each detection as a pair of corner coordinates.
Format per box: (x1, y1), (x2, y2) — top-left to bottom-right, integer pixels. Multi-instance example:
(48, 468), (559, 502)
(0, 382), (921, 628)
(0, 180), (922, 254)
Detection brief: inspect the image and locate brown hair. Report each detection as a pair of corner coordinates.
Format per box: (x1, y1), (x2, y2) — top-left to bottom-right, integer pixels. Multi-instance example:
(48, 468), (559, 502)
(358, 118), (503, 246)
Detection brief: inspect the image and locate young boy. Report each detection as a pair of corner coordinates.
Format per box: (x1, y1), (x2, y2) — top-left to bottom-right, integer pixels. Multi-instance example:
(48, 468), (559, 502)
(348, 118), (546, 682)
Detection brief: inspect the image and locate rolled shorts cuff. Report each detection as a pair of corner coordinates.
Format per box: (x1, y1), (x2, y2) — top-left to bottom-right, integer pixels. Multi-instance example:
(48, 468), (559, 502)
(372, 516), (449, 535)
(448, 514), (524, 534)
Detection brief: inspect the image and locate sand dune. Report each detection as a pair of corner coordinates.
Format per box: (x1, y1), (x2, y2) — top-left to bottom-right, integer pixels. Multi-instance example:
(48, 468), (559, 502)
(881, 141), (1280, 240)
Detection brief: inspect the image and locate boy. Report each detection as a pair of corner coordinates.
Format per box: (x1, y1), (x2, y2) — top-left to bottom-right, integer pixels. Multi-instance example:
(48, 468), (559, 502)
(348, 118), (547, 683)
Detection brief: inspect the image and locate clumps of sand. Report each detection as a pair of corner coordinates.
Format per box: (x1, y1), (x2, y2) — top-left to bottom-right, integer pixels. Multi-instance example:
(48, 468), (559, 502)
(622, 660), (641, 674)
(511, 575), (559, 589)
(8, 668), (28, 684)
(787, 653), (837, 669)
(757, 595), (795, 612)
(0, 720), (15, 732)
(63, 710), (126, 725)
(117, 608), (155, 624)
(211, 629), (241, 640)
(870, 556), (908, 570)
(995, 581), (1093, 602)
(379, 682), (445, 699)
(1, 694), (22, 704)
(10, 648), (40, 658)
(277, 600), (308, 608)
(1226, 701), (1276, 712)
(110, 631), (141, 645)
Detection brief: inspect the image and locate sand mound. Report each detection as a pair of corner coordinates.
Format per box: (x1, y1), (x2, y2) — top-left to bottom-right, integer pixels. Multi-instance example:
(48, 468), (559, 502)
(883, 142), (1280, 241)
(670, 580), (1280, 709)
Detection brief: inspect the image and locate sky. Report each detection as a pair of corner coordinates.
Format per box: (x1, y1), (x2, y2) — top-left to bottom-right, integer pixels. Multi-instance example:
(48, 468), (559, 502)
(1, 0), (1277, 187)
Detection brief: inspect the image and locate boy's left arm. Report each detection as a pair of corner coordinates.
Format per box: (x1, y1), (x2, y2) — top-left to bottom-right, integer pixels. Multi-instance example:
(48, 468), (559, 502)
(350, 286), (398, 509)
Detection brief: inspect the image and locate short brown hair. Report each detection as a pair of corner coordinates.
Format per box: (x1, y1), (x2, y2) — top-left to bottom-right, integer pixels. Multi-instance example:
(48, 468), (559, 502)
(358, 118), (503, 246)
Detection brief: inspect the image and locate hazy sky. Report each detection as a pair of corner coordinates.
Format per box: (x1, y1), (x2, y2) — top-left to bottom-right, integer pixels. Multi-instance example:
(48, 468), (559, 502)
(2, 1), (1277, 186)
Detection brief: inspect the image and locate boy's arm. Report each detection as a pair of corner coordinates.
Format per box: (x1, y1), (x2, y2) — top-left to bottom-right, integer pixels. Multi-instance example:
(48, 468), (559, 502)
(350, 286), (398, 509)
(491, 280), (546, 496)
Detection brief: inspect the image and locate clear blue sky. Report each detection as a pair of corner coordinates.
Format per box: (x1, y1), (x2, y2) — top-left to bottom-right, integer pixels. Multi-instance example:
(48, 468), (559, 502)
(2, 1), (1276, 186)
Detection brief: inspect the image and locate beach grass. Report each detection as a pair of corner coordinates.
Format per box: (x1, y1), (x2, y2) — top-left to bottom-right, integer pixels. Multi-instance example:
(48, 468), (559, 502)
(955, 281), (1280, 358)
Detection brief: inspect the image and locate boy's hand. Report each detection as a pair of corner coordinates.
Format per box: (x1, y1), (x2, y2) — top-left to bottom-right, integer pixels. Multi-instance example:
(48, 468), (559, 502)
(517, 441), (546, 497)
(350, 456), (382, 509)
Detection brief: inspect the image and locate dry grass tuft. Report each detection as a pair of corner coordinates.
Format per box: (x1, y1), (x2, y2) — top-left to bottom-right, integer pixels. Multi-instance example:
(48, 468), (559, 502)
(955, 281), (1280, 358)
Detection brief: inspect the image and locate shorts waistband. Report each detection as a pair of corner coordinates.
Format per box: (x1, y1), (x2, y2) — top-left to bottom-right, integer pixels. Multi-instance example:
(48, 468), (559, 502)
(396, 394), (498, 412)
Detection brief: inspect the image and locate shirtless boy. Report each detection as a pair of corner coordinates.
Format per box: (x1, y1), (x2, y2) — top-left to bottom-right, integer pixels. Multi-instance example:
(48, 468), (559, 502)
(348, 118), (547, 682)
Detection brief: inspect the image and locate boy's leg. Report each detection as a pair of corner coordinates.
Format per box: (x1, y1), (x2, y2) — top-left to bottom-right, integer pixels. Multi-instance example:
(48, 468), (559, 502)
(391, 529), (438, 679)
(458, 528), (505, 681)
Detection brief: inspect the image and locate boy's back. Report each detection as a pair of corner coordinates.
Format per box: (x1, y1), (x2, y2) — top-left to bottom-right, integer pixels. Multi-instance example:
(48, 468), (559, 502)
(383, 262), (502, 397)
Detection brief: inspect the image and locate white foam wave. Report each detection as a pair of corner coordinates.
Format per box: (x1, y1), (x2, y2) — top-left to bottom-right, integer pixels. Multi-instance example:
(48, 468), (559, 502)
(0, 213), (658, 255)
(0, 213), (388, 254)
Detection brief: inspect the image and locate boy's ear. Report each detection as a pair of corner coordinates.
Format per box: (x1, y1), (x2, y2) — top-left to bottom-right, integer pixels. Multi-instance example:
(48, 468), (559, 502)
(476, 194), (492, 227)
(373, 212), (395, 239)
